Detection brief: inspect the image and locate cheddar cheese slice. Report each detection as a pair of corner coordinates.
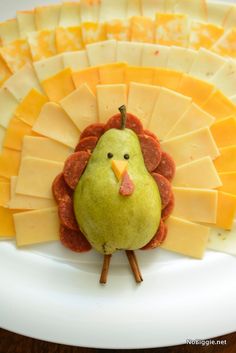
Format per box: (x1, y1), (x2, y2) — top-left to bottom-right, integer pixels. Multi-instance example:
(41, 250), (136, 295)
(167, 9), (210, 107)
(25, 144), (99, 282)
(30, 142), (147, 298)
(99, 62), (127, 84)
(210, 117), (236, 148)
(0, 19), (19, 45)
(81, 22), (106, 45)
(125, 66), (154, 85)
(211, 60), (236, 97)
(86, 40), (117, 66)
(202, 90), (236, 121)
(208, 221), (236, 256)
(214, 146), (236, 173)
(212, 28), (236, 58)
(59, 2), (81, 27)
(17, 11), (36, 39)
(0, 207), (19, 238)
(116, 41), (143, 66)
(0, 88), (18, 128)
(216, 191), (236, 230)
(217, 172), (236, 196)
(34, 55), (64, 82)
(130, 16), (155, 43)
(106, 19), (130, 41)
(0, 39), (32, 73)
(33, 102), (80, 148)
(63, 51), (89, 71)
(27, 30), (57, 61)
(0, 148), (21, 179)
(35, 5), (61, 30)
(152, 68), (183, 91)
(166, 46), (197, 73)
(72, 66), (100, 94)
(0, 180), (10, 207)
(55, 27), (84, 53)
(189, 21), (224, 50)
(14, 207), (60, 246)
(141, 43), (170, 67)
(3, 117), (34, 151)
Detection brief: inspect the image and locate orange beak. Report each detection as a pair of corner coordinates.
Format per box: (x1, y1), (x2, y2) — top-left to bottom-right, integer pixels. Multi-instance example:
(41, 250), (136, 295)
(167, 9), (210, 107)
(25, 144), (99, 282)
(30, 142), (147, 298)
(111, 160), (128, 181)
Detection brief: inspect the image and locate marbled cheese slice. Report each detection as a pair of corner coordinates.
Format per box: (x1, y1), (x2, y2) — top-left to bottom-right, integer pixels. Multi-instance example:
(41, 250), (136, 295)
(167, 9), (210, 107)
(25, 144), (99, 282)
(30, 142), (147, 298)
(0, 39), (32, 73)
(81, 22), (106, 45)
(189, 21), (224, 50)
(130, 16), (155, 43)
(27, 30), (57, 61)
(55, 27), (84, 53)
(106, 19), (131, 41)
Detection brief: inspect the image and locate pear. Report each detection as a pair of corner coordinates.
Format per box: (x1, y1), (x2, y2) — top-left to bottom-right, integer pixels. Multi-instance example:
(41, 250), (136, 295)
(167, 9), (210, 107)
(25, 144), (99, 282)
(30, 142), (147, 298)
(73, 127), (162, 255)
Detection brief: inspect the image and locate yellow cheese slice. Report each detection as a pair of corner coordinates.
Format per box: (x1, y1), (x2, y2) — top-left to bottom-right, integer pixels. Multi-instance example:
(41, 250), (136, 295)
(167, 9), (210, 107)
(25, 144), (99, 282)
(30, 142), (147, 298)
(97, 84), (127, 123)
(0, 207), (20, 238)
(35, 5), (61, 30)
(210, 117), (236, 148)
(3, 63), (43, 102)
(0, 180), (10, 207)
(161, 127), (219, 166)
(149, 87), (191, 140)
(99, 62), (127, 84)
(212, 28), (236, 58)
(15, 89), (48, 127)
(60, 83), (98, 131)
(166, 46), (197, 73)
(127, 0), (141, 17)
(173, 156), (222, 189)
(178, 74), (214, 106)
(59, 2), (81, 27)
(55, 26), (84, 53)
(130, 16), (155, 43)
(86, 40), (117, 66)
(214, 146), (236, 173)
(27, 30), (57, 61)
(0, 126), (5, 152)
(16, 157), (63, 199)
(3, 117), (34, 151)
(211, 60), (236, 97)
(173, 187), (218, 224)
(16, 10), (36, 39)
(217, 172), (236, 195)
(116, 41), (143, 65)
(99, 0), (127, 21)
(63, 51), (89, 71)
(208, 221), (236, 256)
(125, 66), (154, 85)
(161, 216), (209, 259)
(0, 148), (21, 179)
(81, 22), (106, 45)
(80, 0), (100, 22)
(127, 82), (160, 127)
(0, 39), (32, 73)
(166, 103), (215, 139)
(106, 19), (131, 41)
(41, 68), (75, 102)
(0, 56), (12, 86)
(155, 13), (190, 47)
(141, 43), (170, 67)
(33, 55), (64, 82)
(216, 191), (236, 230)
(202, 90), (236, 121)
(174, 0), (208, 22)
(152, 68), (183, 91)
(14, 207), (60, 246)
(72, 66), (100, 94)
(9, 176), (56, 210)
(207, 2), (232, 26)
(141, 0), (166, 18)
(0, 88), (18, 128)
(0, 19), (19, 46)
(21, 136), (73, 162)
(32, 102), (80, 148)
(189, 21), (224, 50)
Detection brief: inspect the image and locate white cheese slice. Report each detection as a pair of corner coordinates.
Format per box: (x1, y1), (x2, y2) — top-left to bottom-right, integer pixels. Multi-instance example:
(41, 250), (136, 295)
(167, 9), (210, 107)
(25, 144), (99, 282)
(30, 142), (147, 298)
(80, 0), (100, 22)
(14, 207), (60, 246)
(141, 0), (166, 18)
(161, 216), (210, 259)
(0, 19), (20, 45)
(60, 83), (98, 132)
(174, 0), (207, 21)
(16, 157), (63, 199)
(3, 64), (43, 102)
(117, 41), (143, 66)
(149, 87), (191, 140)
(17, 11), (36, 39)
(173, 156), (222, 189)
(59, 2), (81, 27)
(172, 187), (218, 224)
(161, 128), (220, 166)
(211, 60), (236, 97)
(33, 102), (80, 148)
(35, 5), (61, 30)
(0, 126), (5, 152)
(127, 82), (160, 127)
(0, 88), (18, 128)
(62, 51), (89, 71)
(166, 46), (197, 73)
(189, 48), (226, 81)
(99, 0), (127, 21)
(86, 40), (117, 66)
(207, 2), (232, 26)
(33, 54), (64, 82)
(127, 0), (141, 17)
(208, 221), (236, 256)
(97, 84), (127, 123)
(141, 43), (170, 67)
(9, 176), (56, 210)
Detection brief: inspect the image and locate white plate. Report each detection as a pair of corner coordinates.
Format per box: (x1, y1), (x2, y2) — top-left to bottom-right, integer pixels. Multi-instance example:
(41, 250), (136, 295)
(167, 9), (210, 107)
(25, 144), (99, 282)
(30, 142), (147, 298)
(0, 0), (236, 349)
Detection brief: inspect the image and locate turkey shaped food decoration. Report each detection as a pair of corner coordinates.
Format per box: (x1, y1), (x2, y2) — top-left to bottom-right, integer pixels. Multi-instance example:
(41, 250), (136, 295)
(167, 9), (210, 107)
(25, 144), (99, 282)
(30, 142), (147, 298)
(52, 106), (175, 283)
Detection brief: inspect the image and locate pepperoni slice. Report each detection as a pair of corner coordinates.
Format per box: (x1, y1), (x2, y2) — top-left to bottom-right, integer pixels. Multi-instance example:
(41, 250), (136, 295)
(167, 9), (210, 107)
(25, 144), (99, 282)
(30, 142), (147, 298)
(152, 173), (173, 209)
(58, 195), (78, 231)
(52, 173), (73, 203)
(60, 225), (92, 253)
(75, 136), (98, 153)
(138, 134), (162, 172)
(119, 172), (135, 196)
(63, 151), (90, 190)
(104, 113), (144, 135)
(162, 195), (175, 220)
(141, 220), (167, 250)
(80, 123), (105, 140)
(154, 151), (176, 181)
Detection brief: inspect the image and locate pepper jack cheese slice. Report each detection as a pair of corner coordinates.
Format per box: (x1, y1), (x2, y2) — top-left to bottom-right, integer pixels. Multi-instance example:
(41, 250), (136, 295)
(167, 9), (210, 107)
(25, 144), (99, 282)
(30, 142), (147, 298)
(17, 11), (36, 39)
(63, 51), (89, 71)
(166, 46), (197, 73)
(0, 148), (21, 179)
(33, 102), (80, 148)
(34, 55), (64, 82)
(216, 191), (236, 230)
(172, 187), (218, 224)
(160, 216), (209, 259)
(217, 172), (236, 196)
(3, 117), (34, 151)
(16, 157), (63, 199)
(211, 60), (236, 97)
(86, 40), (117, 66)
(0, 19), (20, 45)
(210, 117), (236, 148)
(141, 43), (170, 68)
(214, 146), (236, 173)
(173, 157), (222, 189)
(35, 5), (61, 30)
(14, 207), (60, 246)
(161, 128), (219, 166)
(116, 41), (143, 66)
(27, 30), (57, 61)
(208, 221), (236, 256)
(0, 88), (18, 128)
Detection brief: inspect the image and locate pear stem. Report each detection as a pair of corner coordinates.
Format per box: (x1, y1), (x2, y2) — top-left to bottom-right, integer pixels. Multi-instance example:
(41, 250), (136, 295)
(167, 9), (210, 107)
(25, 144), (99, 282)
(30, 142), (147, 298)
(100, 254), (112, 284)
(126, 250), (143, 283)
(119, 105), (127, 130)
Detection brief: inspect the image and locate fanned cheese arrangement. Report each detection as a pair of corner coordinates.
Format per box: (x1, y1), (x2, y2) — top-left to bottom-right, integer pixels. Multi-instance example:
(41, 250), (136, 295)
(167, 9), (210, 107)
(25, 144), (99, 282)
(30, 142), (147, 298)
(1, 0), (236, 282)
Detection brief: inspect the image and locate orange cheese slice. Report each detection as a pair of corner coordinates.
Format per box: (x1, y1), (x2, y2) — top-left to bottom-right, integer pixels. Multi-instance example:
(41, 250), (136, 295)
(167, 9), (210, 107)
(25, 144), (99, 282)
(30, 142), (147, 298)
(212, 28), (236, 58)
(0, 55), (11, 86)
(125, 66), (154, 85)
(3, 117), (35, 151)
(81, 22), (106, 45)
(72, 66), (100, 94)
(217, 172), (236, 195)
(210, 117), (236, 148)
(0, 207), (20, 238)
(214, 146), (236, 173)
(106, 19), (131, 41)
(216, 191), (236, 230)
(99, 62), (127, 84)
(0, 39), (32, 73)
(27, 30), (57, 61)
(0, 148), (21, 179)
(130, 16), (155, 43)
(55, 27), (84, 53)
(0, 181), (10, 207)
(153, 68), (183, 91)
(202, 90), (236, 120)
(189, 21), (224, 50)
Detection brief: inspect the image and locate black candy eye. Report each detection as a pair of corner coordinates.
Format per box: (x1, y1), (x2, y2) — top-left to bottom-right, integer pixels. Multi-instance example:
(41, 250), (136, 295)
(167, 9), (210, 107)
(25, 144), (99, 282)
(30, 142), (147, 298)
(124, 154), (130, 160)
(107, 152), (113, 159)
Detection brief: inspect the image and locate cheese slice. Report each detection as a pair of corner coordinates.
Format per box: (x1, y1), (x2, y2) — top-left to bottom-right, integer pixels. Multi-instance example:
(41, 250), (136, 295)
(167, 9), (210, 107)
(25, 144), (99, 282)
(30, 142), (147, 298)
(0, 207), (20, 238)
(160, 216), (209, 259)
(172, 187), (218, 224)
(3, 63), (42, 102)
(3, 117), (34, 151)
(141, 43), (170, 67)
(125, 66), (154, 85)
(106, 19), (131, 41)
(0, 126), (5, 152)
(14, 89), (48, 127)
(9, 176), (56, 210)
(17, 11), (36, 38)
(97, 84), (127, 123)
(166, 103), (215, 139)
(99, 0), (127, 22)
(0, 56), (12, 86)
(0, 88), (18, 128)
(80, 0), (100, 22)
(210, 117), (236, 148)
(202, 90), (236, 121)
(99, 62), (127, 84)
(149, 87), (191, 140)
(153, 68), (183, 91)
(230, 94), (236, 104)
(41, 68), (75, 102)
(86, 40), (117, 66)
(14, 207), (60, 246)
(21, 136), (72, 163)
(215, 191), (236, 230)
(207, 2), (232, 26)
(127, 82), (160, 127)
(174, 0), (208, 21)
(0, 180), (10, 207)
(166, 46), (197, 73)
(27, 30), (57, 61)
(161, 128), (220, 166)
(0, 39), (32, 73)
(208, 221), (236, 256)
(141, 0), (166, 18)
(0, 148), (21, 179)
(189, 21), (224, 50)
(212, 28), (236, 58)
(214, 146), (236, 173)
(60, 83), (98, 131)
(33, 102), (79, 148)
(130, 16), (155, 43)
(72, 66), (100, 94)
(211, 60), (236, 97)
(35, 5), (61, 30)
(63, 51), (89, 71)
(81, 22), (106, 45)
(59, 2), (81, 27)
(55, 26), (84, 53)
(127, 0), (141, 17)
(34, 54), (64, 82)
(16, 157), (63, 199)
(116, 41), (143, 66)
(222, 5), (236, 29)
(0, 19), (20, 46)
(173, 156), (222, 189)
(217, 172), (236, 195)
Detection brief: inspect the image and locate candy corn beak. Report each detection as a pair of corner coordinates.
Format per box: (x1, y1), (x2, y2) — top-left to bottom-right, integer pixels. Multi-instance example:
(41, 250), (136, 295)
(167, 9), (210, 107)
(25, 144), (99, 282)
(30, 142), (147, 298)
(111, 160), (128, 181)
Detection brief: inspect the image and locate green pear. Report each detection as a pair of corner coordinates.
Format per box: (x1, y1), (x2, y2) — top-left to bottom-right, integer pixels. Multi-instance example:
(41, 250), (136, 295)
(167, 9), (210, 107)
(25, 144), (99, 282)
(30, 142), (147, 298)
(73, 128), (162, 254)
